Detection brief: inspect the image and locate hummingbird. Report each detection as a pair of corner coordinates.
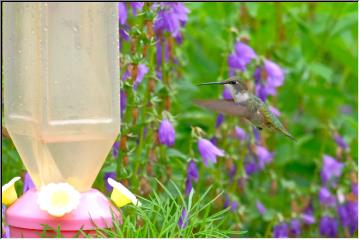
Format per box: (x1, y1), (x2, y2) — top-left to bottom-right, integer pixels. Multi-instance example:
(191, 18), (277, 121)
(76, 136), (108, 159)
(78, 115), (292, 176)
(196, 77), (296, 141)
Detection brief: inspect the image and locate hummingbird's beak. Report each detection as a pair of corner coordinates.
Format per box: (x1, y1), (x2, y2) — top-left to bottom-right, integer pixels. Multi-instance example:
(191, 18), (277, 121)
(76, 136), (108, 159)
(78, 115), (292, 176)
(198, 80), (230, 86)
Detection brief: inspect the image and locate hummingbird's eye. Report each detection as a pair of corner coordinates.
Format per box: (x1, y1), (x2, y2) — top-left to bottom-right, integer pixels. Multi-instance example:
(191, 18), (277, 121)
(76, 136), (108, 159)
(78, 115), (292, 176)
(230, 81), (236, 84)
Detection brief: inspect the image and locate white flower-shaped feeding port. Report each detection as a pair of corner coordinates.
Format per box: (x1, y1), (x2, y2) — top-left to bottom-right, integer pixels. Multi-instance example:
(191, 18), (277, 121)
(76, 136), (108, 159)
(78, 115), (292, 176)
(2, 176), (21, 206)
(37, 182), (80, 217)
(108, 178), (141, 208)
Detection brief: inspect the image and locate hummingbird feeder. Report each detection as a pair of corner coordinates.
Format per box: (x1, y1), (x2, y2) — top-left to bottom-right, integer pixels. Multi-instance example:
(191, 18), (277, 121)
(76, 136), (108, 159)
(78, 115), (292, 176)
(3, 2), (121, 237)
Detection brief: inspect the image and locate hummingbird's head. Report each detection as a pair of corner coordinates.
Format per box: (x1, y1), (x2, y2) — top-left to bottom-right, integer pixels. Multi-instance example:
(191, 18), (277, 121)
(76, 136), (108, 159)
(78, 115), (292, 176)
(198, 77), (248, 92)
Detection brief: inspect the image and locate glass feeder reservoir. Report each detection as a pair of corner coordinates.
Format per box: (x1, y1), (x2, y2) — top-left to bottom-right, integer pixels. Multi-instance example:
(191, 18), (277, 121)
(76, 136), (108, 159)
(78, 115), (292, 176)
(3, 2), (120, 237)
(4, 2), (120, 192)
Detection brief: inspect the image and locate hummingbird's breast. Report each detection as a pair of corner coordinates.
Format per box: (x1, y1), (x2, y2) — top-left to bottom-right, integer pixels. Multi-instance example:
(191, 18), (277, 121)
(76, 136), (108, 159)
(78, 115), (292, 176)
(226, 85), (250, 104)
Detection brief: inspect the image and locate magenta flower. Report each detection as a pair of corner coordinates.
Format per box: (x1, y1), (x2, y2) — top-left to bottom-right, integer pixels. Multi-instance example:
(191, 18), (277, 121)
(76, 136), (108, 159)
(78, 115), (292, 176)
(319, 216), (338, 237)
(122, 64), (149, 89)
(235, 126), (248, 141)
(301, 202), (315, 225)
(229, 164), (237, 182)
(134, 64), (149, 90)
(2, 205), (10, 238)
(159, 119), (175, 147)
(197, 138), (225, 166)
(130, 2), (144, 16)
(187, 160), (199, 182)
(273, 222), (288, 238)
(338, 201), (358, 235)
(112, 141), (120, 159)
(222, 87), (233, 100)
(253, 127), (261, 143)
(256, 200), (266, 215)
(216, 114), (224, 128)
(23, 172), (35, 192)
(333, 134), (349, 150)
(185, 160), (199, 195)
(255, 60), (285, 101)
(118, 2), (127, 25)
(154, 3), (189, 38)
(224, 194), (238, 212)
(178, 208), (188, 229)
(228, 42), (257, 72)
(256, 145), (273, 169)
(318, 187), (336, 207)
(245, 161), (258, 176)
(320, 155), (344, 185)
(289, 219), (301, 237)
(120, 90), (127, 117)
(104, 172), (116, 193)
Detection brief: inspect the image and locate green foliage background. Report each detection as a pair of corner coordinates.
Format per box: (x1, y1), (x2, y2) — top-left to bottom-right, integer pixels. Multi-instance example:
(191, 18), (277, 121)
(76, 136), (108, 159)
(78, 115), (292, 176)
(2, 2), (358, 238)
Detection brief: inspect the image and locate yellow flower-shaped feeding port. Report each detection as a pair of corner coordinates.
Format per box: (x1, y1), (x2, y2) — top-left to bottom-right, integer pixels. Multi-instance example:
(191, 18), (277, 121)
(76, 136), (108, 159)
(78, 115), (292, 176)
(108, 178), (141, 208)
(2, 176), (21, 206)
(37, 182), (80, 217)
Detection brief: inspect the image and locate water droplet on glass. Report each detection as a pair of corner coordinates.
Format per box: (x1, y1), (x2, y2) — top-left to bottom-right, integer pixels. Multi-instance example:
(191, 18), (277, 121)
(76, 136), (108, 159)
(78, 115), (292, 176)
(44, 27), (48, 32)
(73, 26), (78, 32)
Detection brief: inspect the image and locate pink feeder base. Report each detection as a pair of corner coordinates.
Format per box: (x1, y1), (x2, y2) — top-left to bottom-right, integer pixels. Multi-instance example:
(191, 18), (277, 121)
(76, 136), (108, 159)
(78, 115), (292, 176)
(6, 188), (121, 238)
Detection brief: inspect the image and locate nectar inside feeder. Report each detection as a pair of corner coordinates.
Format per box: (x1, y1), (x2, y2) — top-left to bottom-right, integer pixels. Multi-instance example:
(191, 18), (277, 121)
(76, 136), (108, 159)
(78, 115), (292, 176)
(3, 2), (120, 237)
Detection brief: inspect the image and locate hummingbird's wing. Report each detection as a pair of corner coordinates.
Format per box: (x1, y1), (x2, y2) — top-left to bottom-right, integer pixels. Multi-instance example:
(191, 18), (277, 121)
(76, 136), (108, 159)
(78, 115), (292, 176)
(194, 99), (250, 118)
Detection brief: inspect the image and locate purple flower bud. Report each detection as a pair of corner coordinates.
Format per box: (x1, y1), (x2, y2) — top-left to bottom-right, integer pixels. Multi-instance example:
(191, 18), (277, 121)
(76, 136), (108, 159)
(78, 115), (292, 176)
(178, 208), (188, 229)
(130, 2), (144, 16)
(216, 114), (224, 128)
(187, 160), (199, 182)
(301, 202), (316, 225)
(120, 91), (127, 117)
(256, 200), (266, 215)
(185, 178), (192, 196)
(273, 222), (288, 238)
(224, 194), (231, 209)
(289, 219), (301, 237)
(228, 42), (257, 72)
(134, 64), (149, 90)
(320, 155), (344, 185)
(231, 201), (238, 212)
(197, 138), (225, 166)
(156, 40), (164, 68)
(104, 172), (116, 193)
(120, 27), (129, 41)
(245, 160), (258, 176)
(23, 172), (35, 192)
(319, 187), (336, 207)
(222, 87), (233, 100)
(256, 145), (273, 169)
(118, 2), (127, 25)
(319, 216), (338, 237)
(158, 119), (175, 147)
(229, 164), (237, 182)
(253, 127), (261, 143)
(235, 126), (248, 141)
(112, 141), (120, 159)
(333, 134), (349, 150)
